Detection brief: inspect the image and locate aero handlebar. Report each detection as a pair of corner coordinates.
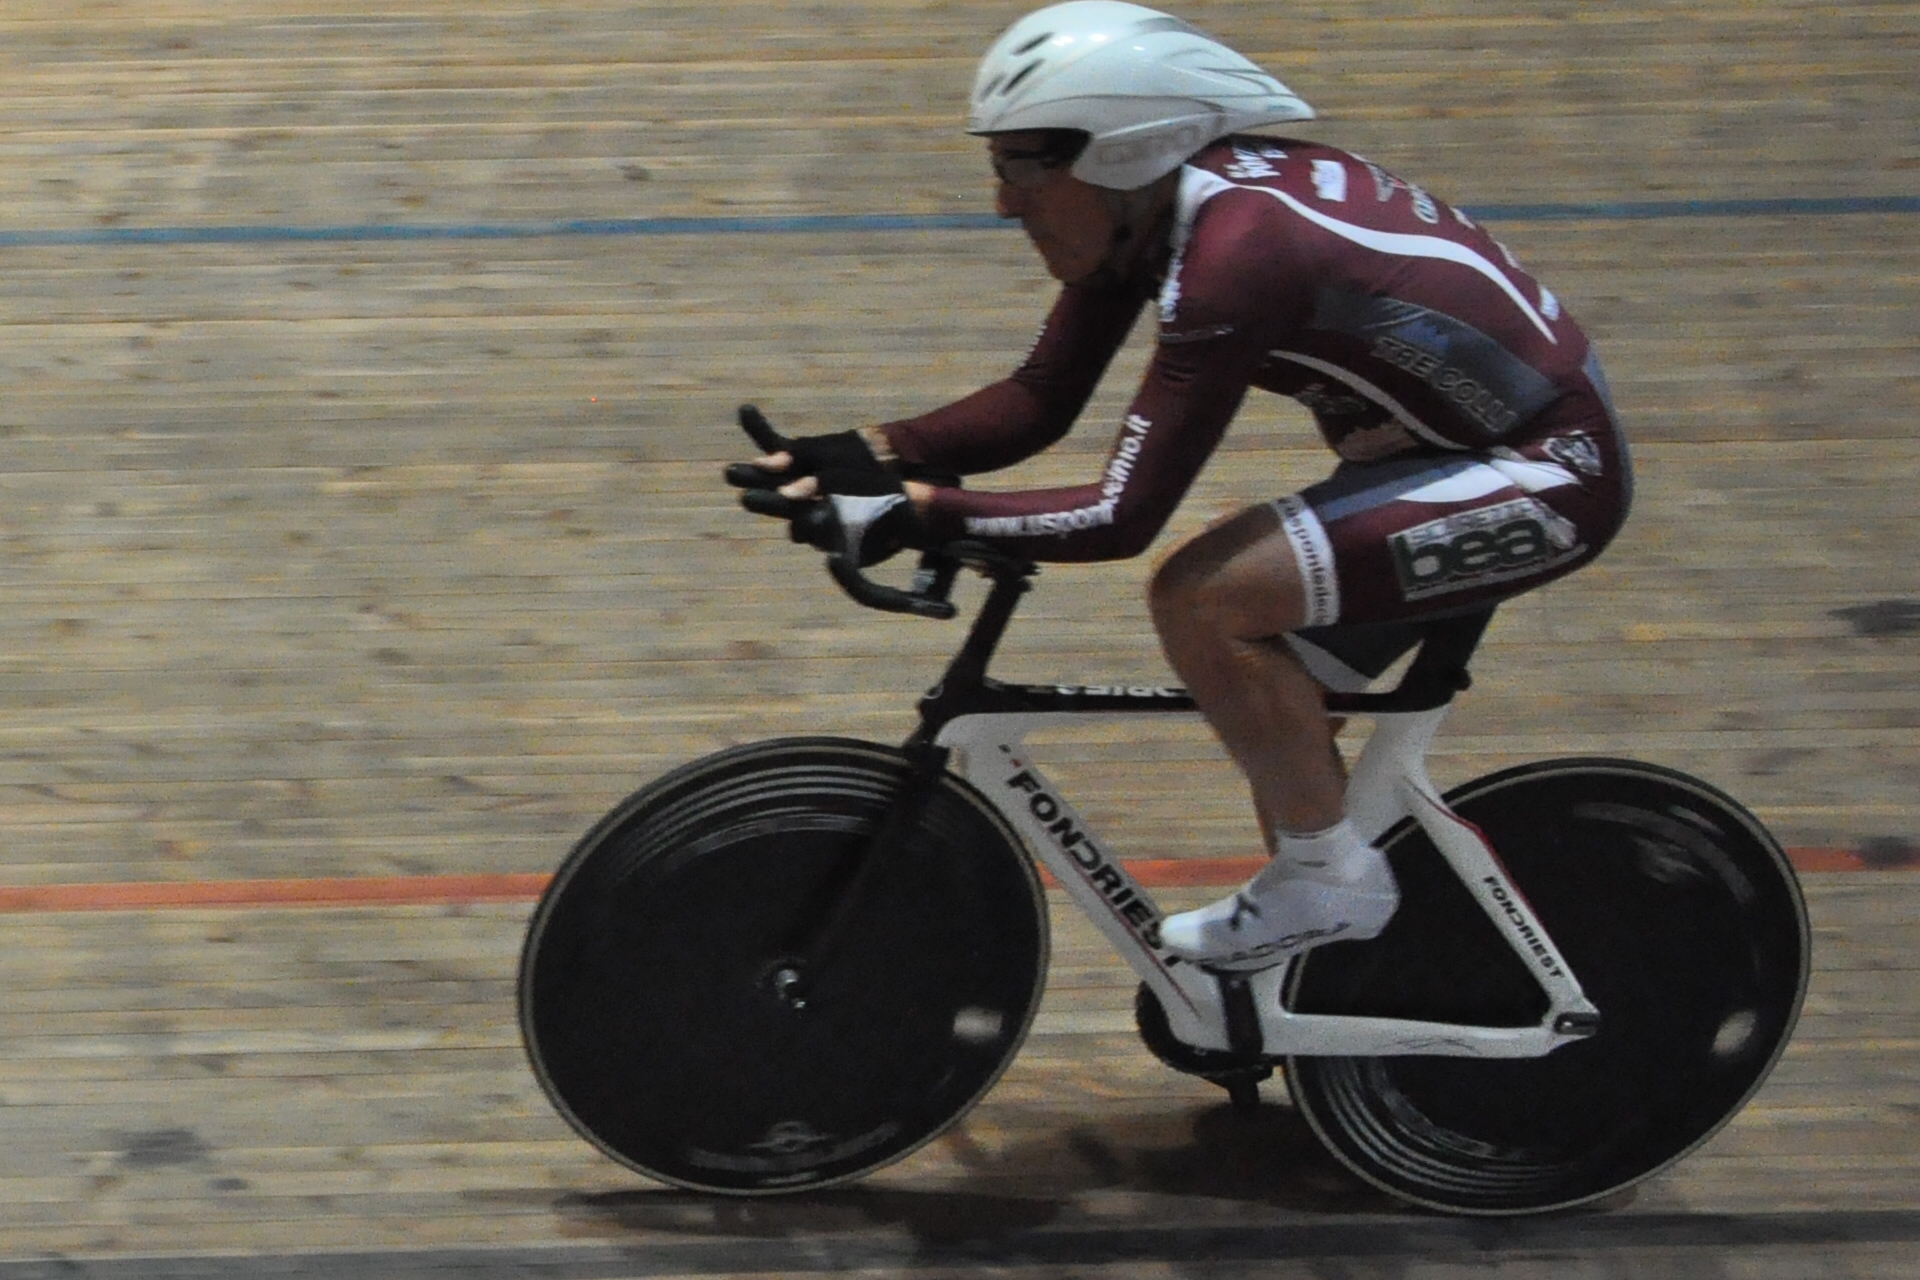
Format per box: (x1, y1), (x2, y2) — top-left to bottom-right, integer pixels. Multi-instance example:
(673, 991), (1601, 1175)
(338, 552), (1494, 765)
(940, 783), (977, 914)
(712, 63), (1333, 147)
(729, 405), (1033, 620)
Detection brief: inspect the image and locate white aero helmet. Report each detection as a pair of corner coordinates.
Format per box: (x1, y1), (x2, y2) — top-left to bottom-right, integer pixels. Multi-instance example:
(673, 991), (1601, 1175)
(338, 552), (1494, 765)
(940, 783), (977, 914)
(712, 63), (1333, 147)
(968, 1), (1315, 191)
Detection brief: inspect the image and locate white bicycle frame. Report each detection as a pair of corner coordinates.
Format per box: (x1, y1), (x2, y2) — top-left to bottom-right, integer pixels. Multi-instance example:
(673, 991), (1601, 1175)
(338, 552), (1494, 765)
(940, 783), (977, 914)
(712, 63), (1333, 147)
(935, 703), (1600, 1059)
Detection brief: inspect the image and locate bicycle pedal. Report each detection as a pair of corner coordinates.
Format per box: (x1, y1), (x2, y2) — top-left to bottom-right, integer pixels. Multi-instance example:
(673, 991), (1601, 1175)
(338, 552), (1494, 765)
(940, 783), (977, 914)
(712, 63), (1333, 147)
(1216, 970), (1266, 1060)
(1221, 1068), (1271, 1114)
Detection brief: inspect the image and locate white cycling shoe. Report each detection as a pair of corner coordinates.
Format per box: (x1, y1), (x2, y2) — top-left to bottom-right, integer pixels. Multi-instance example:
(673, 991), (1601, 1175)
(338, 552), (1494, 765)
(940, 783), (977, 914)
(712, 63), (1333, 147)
(1159, 846), (1399, 971)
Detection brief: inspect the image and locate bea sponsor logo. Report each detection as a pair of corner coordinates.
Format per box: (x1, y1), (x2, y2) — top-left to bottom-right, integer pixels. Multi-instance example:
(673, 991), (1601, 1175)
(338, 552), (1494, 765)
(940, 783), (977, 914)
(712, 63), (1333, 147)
(1390, 498), (1581, 599)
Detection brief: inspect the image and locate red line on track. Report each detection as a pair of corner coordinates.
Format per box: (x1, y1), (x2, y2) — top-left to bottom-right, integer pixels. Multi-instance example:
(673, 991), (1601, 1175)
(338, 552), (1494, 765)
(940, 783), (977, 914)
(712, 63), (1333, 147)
(0, 849), (1894, 914)
(0, 874), (551, 914)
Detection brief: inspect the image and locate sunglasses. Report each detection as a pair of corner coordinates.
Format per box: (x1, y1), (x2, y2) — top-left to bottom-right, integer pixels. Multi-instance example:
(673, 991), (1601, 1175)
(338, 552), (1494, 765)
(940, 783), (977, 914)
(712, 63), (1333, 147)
(991, 150), (1074, 189)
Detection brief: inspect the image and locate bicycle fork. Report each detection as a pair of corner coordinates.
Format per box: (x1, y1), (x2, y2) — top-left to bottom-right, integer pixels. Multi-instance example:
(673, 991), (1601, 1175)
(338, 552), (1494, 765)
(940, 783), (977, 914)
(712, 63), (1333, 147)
(765, 740), (954, 1010)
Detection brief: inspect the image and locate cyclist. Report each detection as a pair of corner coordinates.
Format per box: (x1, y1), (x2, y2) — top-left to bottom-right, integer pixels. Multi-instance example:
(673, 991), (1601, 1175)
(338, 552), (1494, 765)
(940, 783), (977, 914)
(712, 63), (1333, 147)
(733, 0), (1631, 969)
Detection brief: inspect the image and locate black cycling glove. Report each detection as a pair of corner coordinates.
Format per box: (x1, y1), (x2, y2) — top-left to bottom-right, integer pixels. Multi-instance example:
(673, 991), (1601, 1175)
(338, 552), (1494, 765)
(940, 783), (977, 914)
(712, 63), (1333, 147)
(728, 402), (942, 566)
(818, 492), (926, 568)
(725, 404), (962, 491)
(724, 405), (894, 493)
(749, 487), (927, 568)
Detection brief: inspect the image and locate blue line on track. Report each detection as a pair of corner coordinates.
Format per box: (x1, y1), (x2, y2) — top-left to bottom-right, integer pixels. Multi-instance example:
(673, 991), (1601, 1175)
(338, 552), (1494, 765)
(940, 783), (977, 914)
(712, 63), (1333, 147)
(0, 195), (1912, 248)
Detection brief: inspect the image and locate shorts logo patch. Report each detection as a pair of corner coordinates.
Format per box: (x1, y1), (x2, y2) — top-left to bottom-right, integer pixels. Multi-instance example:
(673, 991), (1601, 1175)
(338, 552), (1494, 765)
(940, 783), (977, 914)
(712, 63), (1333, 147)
(1276, 495), (1340, 627)
(1390, 498), (1582, 600)
(1542, 431), (1604, 477)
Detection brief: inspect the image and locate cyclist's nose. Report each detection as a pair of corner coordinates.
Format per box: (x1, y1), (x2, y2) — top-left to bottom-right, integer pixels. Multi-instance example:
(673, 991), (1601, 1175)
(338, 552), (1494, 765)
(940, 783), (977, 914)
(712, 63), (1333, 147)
(994, 180), (1028, 220)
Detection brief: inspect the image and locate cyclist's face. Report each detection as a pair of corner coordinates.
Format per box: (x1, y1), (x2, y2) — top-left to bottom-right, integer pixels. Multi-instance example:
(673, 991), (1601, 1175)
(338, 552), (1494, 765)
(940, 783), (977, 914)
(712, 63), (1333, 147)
(989, 134), (1114, 285)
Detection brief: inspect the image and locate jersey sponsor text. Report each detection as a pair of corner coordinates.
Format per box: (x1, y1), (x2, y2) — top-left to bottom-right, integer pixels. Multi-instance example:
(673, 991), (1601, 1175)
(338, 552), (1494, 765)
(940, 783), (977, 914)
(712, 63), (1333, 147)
(966, 500), (1116, 539)
(1371, 333), (1524, 437)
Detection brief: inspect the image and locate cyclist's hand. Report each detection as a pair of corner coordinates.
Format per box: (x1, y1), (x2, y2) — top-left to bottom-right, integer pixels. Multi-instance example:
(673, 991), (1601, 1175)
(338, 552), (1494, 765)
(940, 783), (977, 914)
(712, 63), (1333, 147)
(724, 405), (892, 495)
(743, 484), (929, 568)
(822, 491), (927, 567)
(733, 415), (930, 564)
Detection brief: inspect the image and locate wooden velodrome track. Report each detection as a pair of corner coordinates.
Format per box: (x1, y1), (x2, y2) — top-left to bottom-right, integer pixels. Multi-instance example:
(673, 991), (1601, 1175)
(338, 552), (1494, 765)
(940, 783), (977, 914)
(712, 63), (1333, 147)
(0, 0), (1915, 1275)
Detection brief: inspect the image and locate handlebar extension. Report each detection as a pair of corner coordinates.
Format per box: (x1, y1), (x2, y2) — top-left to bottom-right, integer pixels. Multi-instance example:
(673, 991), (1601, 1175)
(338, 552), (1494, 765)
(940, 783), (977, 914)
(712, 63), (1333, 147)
(828, 554), (958, 620)
(729, 403), (1033, 619)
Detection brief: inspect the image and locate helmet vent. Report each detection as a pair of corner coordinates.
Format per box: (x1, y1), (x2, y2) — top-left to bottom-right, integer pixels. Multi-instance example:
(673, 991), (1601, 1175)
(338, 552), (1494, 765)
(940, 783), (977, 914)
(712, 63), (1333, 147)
(1001, 60), (1042, 95)
(1012, 32), (1052, 55)
(1133, 15), (1199, 37)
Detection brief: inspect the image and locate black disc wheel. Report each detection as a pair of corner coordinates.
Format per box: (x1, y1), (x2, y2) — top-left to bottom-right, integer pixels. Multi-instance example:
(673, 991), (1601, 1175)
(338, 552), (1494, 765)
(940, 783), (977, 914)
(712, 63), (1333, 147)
(1285, 758), (1809, 1215)
(519, 737), (1048, 1194)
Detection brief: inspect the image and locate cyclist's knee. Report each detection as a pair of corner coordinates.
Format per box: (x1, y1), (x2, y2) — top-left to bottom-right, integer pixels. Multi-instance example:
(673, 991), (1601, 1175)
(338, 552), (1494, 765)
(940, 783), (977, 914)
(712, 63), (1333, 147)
(1148, 541), (1231, 639)
(1146, 543), (1205, 628)
(1148, 506), (1305, 642)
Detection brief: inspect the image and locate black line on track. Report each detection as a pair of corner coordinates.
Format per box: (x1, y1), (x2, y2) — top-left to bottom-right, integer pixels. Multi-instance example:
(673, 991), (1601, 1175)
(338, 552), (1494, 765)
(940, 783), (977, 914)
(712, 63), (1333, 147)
(6, 1209), (1919, 1277)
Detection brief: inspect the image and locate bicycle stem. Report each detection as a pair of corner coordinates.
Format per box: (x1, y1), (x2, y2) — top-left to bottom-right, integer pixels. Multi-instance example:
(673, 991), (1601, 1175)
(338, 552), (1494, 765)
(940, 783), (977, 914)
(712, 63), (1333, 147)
(927, 558), (1033, 705)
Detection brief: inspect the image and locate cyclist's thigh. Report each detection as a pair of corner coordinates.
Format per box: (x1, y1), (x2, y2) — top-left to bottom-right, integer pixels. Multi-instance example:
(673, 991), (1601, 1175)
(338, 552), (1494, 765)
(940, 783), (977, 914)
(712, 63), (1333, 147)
(1273, 442), (1623, 629)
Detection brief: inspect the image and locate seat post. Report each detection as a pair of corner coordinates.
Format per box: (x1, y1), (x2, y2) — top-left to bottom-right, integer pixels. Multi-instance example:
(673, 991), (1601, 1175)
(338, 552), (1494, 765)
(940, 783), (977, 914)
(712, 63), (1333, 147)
(1400, 608), (1494, 687)
(1322, 608), (1495, 715)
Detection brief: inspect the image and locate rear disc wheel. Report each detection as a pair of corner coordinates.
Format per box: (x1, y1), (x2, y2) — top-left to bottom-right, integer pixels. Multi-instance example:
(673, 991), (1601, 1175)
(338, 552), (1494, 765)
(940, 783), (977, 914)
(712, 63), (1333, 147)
(1286, 758), (1809, 1214)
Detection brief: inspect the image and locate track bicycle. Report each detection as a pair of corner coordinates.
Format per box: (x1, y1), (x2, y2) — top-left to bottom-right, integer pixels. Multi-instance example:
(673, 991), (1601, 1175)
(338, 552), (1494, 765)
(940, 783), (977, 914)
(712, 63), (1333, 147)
(518, 472), (1809, 1216)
